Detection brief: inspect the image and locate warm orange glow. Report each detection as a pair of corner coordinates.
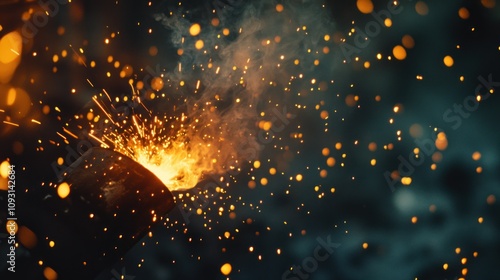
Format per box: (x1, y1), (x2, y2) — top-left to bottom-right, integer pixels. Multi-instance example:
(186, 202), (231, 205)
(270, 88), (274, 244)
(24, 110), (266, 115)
(435, 132), (448, 150)
(415, 1), (429, 15)
(0, 31), (22, 83)
(133, 143), (208, 192)
(458, 7), (470, 19)
(221, 263), (232, 275)
(481, 0), (496, 8)
(6, 220), (18, 234)
(195, 39), (204, 49)
(402, 35), (415, 49)
(57, 182), (70, 198)
(443, 55), (454, 67)
(18, 226), (38, 249)
(356, 0), (374, 14)
(393, 45), (407, 60)
(0, 31), (22, 64)
(189, 23), (201, 36)
(0, 161), (10, 179)
(43, 267), (58, 280)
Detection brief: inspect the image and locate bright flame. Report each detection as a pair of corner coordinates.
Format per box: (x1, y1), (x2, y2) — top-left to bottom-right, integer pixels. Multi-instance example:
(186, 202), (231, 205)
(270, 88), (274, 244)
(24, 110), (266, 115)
(131, 143), (205, 192)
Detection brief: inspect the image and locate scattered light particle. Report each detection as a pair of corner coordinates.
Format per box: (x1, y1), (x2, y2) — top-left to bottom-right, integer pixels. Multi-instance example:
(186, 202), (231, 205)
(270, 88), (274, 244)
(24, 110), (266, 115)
(384, 18), (392, 27)
(415, 1), (429, 15)
(401, 177), (412, 185)
(195, 40), (204, 50)
(472, 151), (481, 161)
(189, 23), (201, 36)
(393, 45), (407, 60)
(248, 180), (256, 189)
(481, 0), (496, 9)
(487, 194), (496, 204)
(435, 132), (448, 150)
(295, 174), (303, 181)
(462, 268), (468, 276)
(220, 263), (232, 275)
(356, 0), (374, 14)
(57, 182), (70, 199)
(260, 177), (268, 186)
(43, 267), (57, 280)
(443, 55), (454, 67)
(402, 35), (415, 49)
(458, 7), (470, 19)
(0, 161), (10, 179)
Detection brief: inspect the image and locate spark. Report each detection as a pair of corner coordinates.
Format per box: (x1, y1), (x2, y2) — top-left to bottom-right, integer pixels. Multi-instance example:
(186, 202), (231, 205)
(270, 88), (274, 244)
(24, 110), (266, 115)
(92, 96), (116, 125)
(3, 121), (19, 127)
(62, 127), (79, 139)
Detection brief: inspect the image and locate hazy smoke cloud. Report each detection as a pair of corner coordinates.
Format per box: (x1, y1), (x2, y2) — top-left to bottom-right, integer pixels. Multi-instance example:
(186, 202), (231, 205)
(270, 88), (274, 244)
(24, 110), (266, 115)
(152, 0), (335, 179)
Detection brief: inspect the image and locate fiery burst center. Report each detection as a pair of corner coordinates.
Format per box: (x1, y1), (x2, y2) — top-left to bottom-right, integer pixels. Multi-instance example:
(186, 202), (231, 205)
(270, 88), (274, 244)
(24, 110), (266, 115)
(87, 92), (218, 192)
(132, 144), (202, 192)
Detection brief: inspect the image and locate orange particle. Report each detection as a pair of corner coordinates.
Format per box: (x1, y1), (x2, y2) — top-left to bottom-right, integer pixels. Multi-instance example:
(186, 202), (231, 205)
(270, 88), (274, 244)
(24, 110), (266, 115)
(248, 180), (256, 189)
(458, 7), (470, 19)
(472, 151), (481, 161)
(368, 142), (377, 152)
(356, 0), (374, 14)
(481, 0), (496, 8)
(220, 263), (232, 275)
(443, 55), (454, 67)
(189, 23), (201, 36)
(415, 1), (429, 15)
(487, 194), (496, 204)
(393, 45), (407, 60)
(402, 35), (415, 49)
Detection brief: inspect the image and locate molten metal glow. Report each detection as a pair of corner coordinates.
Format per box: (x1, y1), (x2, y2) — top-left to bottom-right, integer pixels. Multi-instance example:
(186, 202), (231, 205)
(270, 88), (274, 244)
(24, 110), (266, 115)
(131, 142), (206, 192)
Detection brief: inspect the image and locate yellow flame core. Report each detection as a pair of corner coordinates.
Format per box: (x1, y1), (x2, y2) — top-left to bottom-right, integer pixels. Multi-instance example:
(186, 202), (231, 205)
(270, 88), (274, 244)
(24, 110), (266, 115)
(132, 144), (204, 192)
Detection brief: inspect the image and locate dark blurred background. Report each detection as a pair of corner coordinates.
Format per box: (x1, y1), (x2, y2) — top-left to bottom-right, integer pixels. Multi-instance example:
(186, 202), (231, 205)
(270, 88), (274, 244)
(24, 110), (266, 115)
(1, 0), (500, 279)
